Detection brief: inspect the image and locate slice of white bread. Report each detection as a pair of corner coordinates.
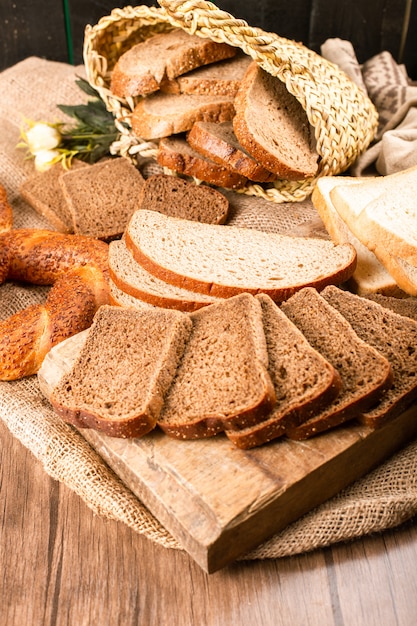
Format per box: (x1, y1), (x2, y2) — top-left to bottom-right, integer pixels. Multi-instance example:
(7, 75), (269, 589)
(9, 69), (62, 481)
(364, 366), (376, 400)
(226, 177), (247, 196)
(131, 93), (235, 140)
(157, 136), (248, 189)
(59, 157), (145, 240)
(312, 175), (404, 296)
(20, 160), (88, 233)
(156, 293), (276, 439)
(281, 287), (393, 439)
(137, 173), (229, 223)
(322, 285), (417, 428)
(225, 293), (341, 449)
(109, 279), (158, 310)
(187, 121), (277, 182)
(160, 53), (251, 96)
(330, 165), (417, 268)
(49, 305), (193, 438)
(110, 28), (236, 98)
(124, 209), (357, 301)
(109, 239), (222, 311)
(233, 62), (319, 180)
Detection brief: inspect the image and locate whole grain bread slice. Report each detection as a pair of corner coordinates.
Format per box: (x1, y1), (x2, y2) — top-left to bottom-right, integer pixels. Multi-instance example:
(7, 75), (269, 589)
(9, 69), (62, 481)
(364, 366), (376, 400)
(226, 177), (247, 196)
(109, 239), (222, 312)
(160, 53), (251, 96)
(322, 285), (417, 427)
(281, 287), (393, 439)
(157, 293), (276, 439)
(137, 173), (229, 223)
(131, 92), (235, 140)
(233, 62), (319, 180)
(20, 159), (89, 233)
(364, 293), (417, 322)
(157, 136), (248, 189)
(187, 121), (277, 182)
(59, 157), (145, 240)
(50, 305), (193, 438)
(124, 209), (357, 301)
(225, 294), (341, 449)
(110, 28), (236, 98)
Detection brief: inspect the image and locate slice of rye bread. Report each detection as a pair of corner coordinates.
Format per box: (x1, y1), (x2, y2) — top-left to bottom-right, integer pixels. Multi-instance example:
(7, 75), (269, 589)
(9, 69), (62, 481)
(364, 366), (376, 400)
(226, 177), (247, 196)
(59, 157), (145, 240)
(109, 279), (159, 311)
(109, 239), (222, 312)
(110, 28), (236, 98)
(187, 121), (277, 182)
(280, 287), (393, 440)
(50, 305), (193, 438)
(137, 173), (229, 223)
(224, 294), (342, 449)
(160, 53), (252, 96)
(364, 293), (417, 322)
(321, 285), (417, 427)
(131, 93), (235, 140)
(156, 293), (276, 439)
(233, 62), (319, 180)
(157, 136), (248, 189)
(20, 159), (89, 233)
(124, 209), (357, 301)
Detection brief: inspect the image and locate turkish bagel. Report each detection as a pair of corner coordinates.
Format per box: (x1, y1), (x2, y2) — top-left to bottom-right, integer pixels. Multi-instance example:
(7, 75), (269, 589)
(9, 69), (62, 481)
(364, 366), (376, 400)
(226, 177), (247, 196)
(0, 183), (110, 380)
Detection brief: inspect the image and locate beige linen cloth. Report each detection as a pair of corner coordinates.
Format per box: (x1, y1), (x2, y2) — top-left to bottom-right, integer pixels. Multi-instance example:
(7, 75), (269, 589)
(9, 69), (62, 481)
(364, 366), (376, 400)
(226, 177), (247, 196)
(1, 55), (417, 562)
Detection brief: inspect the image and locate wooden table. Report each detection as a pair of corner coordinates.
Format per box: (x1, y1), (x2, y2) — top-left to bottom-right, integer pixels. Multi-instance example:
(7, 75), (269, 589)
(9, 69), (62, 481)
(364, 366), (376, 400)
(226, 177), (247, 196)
(2, 417), (417, 626)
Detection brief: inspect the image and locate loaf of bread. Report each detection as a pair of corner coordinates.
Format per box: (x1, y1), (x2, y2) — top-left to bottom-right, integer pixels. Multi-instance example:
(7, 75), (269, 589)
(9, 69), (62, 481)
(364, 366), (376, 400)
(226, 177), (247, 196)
(322, 285), (417, 427)
(156, 293), (276, 439)
(225, 294), (341, 448)
(233, 62), (319, 179)
(187, 121), (277, 182)
(137, 173), (229, 223)
(160, 53), (251, 96)
(110, 28), (236, 98)
(109, 239), (221, 311)
(59, 157), (145, 240)
(281, 287), (393, 439)
(131, 92), (235, 140)
(50, 305), (193, 438)
(124, 209), (357, 301)
(157, 136), (248, 189)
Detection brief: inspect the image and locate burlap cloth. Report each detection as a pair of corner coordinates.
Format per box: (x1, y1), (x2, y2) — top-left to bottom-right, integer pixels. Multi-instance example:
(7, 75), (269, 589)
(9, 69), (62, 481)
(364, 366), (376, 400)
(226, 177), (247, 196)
(1, 53), (417, 563)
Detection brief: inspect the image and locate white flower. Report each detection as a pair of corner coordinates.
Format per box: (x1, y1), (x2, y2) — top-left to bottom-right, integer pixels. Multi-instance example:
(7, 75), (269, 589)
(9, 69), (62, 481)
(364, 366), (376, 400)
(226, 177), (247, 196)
(25, 123), (61, 154)
(33, 149), (61, 172)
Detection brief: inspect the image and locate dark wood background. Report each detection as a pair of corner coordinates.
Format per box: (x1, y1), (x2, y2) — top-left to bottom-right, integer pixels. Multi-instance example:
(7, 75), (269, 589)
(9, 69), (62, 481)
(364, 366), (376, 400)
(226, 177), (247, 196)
(1, 0), (416, 78)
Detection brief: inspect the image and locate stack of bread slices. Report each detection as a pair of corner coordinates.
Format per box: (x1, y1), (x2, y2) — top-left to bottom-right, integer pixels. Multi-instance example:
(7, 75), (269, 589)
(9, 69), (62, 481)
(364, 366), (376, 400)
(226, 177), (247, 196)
(109, 27), (319, 188)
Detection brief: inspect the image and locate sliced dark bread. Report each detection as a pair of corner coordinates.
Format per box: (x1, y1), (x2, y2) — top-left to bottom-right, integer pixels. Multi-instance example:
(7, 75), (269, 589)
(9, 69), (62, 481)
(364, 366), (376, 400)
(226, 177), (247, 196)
(131, 93), (235, 140)
(124, 209), (357, 301)
(281, 287), (393, 439)
(187, 121), (277, 182)
(137, 173), (229, 223)
(322, 285), (417, 427)
(59, 157), (145, 240)
(157, 136), (248, 189)
(110, 28), (236, 98)
(364, 293), (417, 321)
(160, 53), (251, 96)
(50, 305), (193, 438)
(157, 293), (276, 439)
(233, 62), (319, 180)
(20, 159), (88, 233)
(109, 239), (222, 311)
(225, 294), (341, 449)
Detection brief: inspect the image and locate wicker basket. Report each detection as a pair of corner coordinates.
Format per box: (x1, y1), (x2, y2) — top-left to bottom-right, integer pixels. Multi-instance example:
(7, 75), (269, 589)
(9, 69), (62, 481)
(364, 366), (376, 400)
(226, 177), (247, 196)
(83, 1), (378, 203)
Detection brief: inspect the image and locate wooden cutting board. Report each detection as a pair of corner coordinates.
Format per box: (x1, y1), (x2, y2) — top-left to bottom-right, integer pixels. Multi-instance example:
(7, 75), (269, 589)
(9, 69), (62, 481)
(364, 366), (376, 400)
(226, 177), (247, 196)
(39, 332), (417, 573)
